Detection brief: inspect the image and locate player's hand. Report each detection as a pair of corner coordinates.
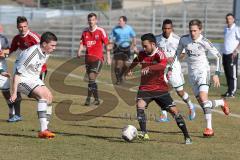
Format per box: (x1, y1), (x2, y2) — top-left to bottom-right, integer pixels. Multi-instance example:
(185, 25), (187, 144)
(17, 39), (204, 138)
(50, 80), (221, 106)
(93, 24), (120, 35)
(141, 67), (150, 75)
(77, 52), (81, 58)
(232, 51), (238, 59)
(107, 56), (111, 65)
(9, 93), (17, 103)
(1, 72), (10, 78)
(127, 70), (133, 76)
(167, 57), (174, 64)
(167, 70), (172, 80)
(0, 51), (5, 59)
(132, 46), (138, 53)
(212, 75), (220, 87)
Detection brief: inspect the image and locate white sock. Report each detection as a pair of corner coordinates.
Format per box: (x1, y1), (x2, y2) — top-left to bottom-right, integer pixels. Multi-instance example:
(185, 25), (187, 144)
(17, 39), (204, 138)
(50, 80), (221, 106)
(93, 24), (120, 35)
(182, 92), (194, 109)
(205, 113), (212, 129)
(37, 99), (48, 132)
(161, 110), (168, 118)
(39, 118), (48, 131)
(212, 99), (224, 108)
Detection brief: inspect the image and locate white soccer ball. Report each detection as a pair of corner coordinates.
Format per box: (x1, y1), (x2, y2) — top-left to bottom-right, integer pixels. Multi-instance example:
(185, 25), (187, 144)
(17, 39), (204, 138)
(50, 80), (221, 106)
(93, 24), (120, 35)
(122, 125), (138, 142)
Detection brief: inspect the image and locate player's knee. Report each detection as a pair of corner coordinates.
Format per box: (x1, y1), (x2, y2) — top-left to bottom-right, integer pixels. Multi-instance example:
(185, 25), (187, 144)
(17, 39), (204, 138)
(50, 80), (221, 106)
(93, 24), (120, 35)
(174, 113), (185, 126)
(175, 86), (184, 93)
(168, 105), (178, 115)
(201, 101), (212, 114)
(136, 99), (146, 109)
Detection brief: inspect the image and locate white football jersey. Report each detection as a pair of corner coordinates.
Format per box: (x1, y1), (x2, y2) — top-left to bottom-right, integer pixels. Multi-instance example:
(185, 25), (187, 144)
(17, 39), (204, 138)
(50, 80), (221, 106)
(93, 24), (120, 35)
(156, 32), (181, 71)
(16, 44), (48, 81)
(176, 34), (221, 72)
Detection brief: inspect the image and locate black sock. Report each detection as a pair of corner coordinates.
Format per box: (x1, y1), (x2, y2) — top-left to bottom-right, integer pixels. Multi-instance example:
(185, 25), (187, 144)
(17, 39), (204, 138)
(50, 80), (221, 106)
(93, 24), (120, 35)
(87, 83), (93, 99)
(137, 109), (147, 133)
(7, 103), (14, 118)
(115, 68), (121, 82)
(14, 100), (21, 117)
(92, 82), (99, 101)
(175, 114), (190, 139)
(120, 66), (127, 80)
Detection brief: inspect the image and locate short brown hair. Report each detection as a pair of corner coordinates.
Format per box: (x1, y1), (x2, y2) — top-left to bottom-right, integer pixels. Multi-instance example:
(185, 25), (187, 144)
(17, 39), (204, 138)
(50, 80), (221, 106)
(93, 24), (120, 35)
(17, 16), (28, 25)
(189, 19), (202, 29)
(87, 13), (97, 19)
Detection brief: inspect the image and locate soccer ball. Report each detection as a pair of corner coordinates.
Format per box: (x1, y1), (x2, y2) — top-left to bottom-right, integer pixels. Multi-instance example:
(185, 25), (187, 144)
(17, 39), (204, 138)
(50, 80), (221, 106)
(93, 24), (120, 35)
(122, 125), (138, 142)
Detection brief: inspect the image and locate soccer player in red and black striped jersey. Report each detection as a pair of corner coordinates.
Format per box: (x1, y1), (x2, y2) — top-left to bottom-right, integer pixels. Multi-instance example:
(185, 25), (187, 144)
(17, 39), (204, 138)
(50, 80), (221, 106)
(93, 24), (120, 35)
(77, 13), (111, 106)
(126, 33), (192, 144)
(8, 16), (42, 122)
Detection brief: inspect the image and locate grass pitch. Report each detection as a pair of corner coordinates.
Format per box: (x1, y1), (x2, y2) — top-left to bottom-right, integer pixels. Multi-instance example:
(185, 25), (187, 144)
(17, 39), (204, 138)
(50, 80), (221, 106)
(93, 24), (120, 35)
(0, 56), (239, 160)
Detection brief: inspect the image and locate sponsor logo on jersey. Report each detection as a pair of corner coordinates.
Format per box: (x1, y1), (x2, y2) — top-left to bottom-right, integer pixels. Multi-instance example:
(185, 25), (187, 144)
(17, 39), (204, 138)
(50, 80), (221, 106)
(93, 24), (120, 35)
(87, 41), (96, 47)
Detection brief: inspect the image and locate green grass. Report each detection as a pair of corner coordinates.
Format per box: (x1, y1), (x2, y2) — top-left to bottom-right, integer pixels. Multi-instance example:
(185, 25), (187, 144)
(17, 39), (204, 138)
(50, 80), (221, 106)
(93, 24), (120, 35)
(0, 57), (239, 160)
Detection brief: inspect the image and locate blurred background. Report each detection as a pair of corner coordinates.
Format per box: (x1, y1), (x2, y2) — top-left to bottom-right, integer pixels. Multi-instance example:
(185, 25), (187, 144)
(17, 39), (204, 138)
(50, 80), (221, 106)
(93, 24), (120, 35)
(0, 0), (239, 57)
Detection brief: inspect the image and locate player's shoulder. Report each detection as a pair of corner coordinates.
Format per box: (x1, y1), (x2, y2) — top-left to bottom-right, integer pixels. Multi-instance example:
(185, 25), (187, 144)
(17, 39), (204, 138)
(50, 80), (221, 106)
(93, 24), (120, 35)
(171, 33), (180, 40)
(96, 26), (106, 32)
(180, 34), (189, 39)
(28, 31), (40, 42)
(201, 36), (213, 45)
(155, 33), (163, 39)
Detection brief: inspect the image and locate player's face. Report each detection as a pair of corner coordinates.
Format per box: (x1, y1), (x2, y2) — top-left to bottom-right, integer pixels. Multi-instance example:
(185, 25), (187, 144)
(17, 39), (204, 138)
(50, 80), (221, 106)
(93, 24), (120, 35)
(43, 41), (57, 54)
(142, 40), (155, 54)
(189, 25), (202, 40)
(118, 18), (126, 27)
(162, 24), (172, 38)
(17, 21), (29, 36)
(88, 16), (97, 28)
(226, 15), (234, 27)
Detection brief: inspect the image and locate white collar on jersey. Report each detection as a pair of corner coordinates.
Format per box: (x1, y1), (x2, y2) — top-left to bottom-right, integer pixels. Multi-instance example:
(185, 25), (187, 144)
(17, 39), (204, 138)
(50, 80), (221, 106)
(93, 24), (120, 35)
(226, 23), (236, 30)
(148, 48), (159, 57)
(88, 25), (98, 32)
(161, 32), (173, 40)
(22, 30), (30, 38)
(190, 34), (203, 43)
(38, 44), (47, 57)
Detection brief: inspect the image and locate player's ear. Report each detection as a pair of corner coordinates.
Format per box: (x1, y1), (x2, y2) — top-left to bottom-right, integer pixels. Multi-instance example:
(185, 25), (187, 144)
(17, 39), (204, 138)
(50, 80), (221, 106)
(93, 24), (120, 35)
(42, 42), (47, 47)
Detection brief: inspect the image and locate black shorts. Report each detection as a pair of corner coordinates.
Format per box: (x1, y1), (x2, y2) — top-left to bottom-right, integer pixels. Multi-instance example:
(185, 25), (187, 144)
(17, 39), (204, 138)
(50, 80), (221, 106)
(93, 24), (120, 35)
(137, 90), (176, 110)
(113, 45), (130, 61)
(86, 60), (103, 74)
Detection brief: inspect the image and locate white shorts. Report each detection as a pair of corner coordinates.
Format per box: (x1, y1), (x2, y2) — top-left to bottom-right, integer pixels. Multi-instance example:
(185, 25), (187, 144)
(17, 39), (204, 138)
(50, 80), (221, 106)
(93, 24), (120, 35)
(169, 69), (185, 89)
(18, 78), (45, 96)
(189, 69), (210, 96)
(0, 60), (10, 90)
(165, 62), (184, 89)
(0, 75), (10, 90)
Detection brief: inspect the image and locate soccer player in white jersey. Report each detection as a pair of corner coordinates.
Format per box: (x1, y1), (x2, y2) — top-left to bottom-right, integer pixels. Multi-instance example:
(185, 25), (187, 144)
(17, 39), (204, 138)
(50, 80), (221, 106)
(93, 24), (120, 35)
(9, 32), (57, 139)
(156, 19), (195, 122)
(176, 19), (230, 137)
(0, 31), (12, 119)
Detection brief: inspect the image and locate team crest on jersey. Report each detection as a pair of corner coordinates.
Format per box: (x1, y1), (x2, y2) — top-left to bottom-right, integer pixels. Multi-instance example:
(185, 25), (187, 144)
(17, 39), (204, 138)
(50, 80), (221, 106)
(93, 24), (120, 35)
(24, 42), (29, 47)
(95, 35), (99, 40)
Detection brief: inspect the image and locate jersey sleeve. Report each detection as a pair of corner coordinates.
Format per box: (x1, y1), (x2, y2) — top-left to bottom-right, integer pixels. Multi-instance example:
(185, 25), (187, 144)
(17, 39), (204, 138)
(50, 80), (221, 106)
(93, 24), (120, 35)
(204, 39), (222, 73)
(101, 29), (109, 45)
(1, 36), (9, 49)
(109, 28), (116, 41)
(148, 51), (167, 71)
(129, 26), (136, 38)
(9, 36), (18, 53)
(80, 32), (85, 46)
(176, 37), (185, 57)
(236, 26), (240, 40)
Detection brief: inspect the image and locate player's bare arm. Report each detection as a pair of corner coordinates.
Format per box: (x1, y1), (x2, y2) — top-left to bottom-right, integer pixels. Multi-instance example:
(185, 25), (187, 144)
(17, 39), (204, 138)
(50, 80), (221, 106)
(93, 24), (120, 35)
(106, 43), (112, 65)
(9, 73), (21, 102)
(77, 43), (84, 58)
